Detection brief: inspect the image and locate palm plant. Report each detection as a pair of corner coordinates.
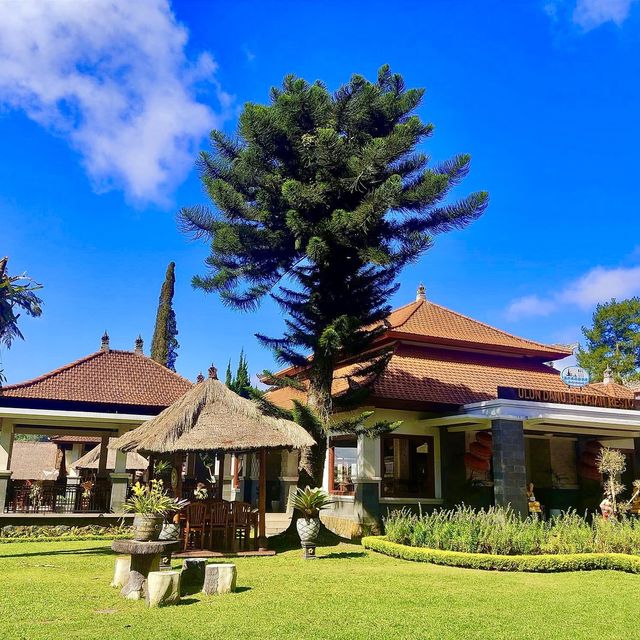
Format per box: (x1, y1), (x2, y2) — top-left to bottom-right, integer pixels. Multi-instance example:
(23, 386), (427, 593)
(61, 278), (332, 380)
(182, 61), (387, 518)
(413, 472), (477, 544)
(292, 486), (334, 519)
(123, 480), (187, 516)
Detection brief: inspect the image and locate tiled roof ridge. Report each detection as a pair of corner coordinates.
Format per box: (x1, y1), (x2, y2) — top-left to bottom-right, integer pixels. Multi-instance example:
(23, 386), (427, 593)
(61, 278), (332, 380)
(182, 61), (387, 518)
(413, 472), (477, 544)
(418, 300), (573, 355)
(139, 352), (194, 387)
(386, 299), (423, 329)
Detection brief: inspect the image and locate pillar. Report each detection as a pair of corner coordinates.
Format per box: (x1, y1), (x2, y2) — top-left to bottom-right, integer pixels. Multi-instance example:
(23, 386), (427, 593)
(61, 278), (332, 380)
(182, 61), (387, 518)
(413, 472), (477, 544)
(279, 449), (299, 513)
(217, 451), (225, 500)
(353, 434), (382, 533)
(258, 449), (268, 551)
(0, 419), (14, 511)
(491, 419), (528, 517)
(97, 433), (110, 479)
(109, 448), (129, 513)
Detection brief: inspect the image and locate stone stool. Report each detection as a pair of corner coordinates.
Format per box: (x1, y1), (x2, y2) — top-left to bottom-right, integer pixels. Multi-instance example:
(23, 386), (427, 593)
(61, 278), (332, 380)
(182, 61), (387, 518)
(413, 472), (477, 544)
(182, 558), (207, 586)
(111, 556), (131, 588)
(203, 563), (237, 595)
(146, 570), (181, 607)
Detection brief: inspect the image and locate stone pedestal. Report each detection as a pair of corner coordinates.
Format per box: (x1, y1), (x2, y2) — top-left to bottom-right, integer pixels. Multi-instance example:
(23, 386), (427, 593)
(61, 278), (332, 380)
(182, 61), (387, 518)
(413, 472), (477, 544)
(491, 419), (528, 517)
(111, 539), (180, 600)
(109, 472), (130, 513)
(111, 556), (131, 588)
(203, 563), (236, 595)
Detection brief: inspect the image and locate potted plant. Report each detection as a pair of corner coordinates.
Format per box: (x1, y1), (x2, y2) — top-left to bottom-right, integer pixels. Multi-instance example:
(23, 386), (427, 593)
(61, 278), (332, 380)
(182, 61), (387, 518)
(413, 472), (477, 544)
(123, 479), (187, 541)
(292, 486), (333, 558)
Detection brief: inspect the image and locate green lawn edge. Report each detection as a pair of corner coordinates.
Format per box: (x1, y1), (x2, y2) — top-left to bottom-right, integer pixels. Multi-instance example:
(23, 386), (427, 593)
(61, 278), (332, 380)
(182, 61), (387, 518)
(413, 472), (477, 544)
(361, 536), (640, 573)
(0, 534), (131, 544)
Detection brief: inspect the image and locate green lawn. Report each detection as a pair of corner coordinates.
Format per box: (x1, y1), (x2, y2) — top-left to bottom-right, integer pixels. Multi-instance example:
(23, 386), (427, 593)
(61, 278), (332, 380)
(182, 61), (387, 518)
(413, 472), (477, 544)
(1, 538), (638, 640)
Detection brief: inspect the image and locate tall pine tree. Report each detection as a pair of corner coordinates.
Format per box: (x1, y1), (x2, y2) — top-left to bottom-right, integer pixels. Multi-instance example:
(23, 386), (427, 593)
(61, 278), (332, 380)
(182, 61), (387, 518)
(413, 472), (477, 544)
(150, 261), (179, 371)
(179, 66), (488, 486)
(577, 298), (640, 383)
(225, 349), (254, 399)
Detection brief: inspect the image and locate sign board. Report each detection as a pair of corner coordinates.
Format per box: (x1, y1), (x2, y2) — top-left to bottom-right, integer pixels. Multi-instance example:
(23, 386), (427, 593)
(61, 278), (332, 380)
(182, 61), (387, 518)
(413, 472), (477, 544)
(560, 366), (590, 388)
(497, 386), (638, 411)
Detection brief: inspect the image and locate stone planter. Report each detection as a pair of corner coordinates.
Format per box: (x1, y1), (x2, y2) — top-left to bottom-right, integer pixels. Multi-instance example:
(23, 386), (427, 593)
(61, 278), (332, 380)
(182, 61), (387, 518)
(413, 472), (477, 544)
(297, 516), (320, 558)
(133, 514), (164, 541)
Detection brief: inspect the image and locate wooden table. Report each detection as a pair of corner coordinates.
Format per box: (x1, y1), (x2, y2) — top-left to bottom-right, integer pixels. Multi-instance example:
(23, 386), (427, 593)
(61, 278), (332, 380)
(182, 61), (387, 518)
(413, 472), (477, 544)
(111, 539), (180, 600)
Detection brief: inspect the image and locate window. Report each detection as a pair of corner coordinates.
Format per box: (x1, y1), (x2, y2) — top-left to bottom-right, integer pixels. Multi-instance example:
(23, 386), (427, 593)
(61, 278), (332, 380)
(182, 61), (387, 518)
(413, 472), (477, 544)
(381, 434), (435, 498)
(329, 437), (357, 496)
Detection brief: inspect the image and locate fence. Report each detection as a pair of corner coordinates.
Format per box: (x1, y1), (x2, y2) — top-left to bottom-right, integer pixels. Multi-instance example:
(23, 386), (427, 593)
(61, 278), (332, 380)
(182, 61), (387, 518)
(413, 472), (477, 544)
(4, 483), (112, 514)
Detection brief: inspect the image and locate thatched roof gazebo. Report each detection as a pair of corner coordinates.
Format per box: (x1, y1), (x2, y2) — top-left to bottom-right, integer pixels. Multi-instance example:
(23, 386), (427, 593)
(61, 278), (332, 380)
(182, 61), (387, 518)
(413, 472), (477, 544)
(72, 440), (148, 472)
(110, 368), (314, 550)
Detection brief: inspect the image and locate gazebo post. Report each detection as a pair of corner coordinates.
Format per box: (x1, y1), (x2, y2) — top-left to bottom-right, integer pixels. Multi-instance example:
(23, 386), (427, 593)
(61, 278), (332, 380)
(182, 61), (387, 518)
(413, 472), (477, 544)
(258, 448), (268, 551)
(217, 451), (225, 500)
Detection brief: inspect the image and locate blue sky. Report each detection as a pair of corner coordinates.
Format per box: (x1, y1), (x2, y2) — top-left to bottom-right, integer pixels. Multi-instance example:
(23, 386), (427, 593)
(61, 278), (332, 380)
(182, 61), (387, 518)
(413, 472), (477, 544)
(2, 0), (640, 385)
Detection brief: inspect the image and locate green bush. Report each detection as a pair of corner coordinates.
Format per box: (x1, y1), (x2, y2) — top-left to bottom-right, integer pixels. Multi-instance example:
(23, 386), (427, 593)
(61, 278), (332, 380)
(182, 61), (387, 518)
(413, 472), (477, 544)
(0, 524), (133, 542)
(383, 505), (640, 556)
(362, 536), (640, 573)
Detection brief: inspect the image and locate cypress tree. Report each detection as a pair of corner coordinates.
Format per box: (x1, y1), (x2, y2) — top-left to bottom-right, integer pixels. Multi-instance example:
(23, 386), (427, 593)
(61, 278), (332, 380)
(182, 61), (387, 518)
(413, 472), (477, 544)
(179, 66), (488, 487)
(150, 261), (179, 371)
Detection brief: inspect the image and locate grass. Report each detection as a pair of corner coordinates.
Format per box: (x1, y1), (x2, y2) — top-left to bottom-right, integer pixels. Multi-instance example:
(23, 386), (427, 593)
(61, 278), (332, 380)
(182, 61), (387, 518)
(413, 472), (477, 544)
(2, 538), (640, 640)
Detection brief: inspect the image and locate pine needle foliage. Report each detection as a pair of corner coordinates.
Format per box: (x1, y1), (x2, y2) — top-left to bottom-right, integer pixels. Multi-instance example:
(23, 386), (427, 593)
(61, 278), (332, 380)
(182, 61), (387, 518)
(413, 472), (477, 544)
(150, 261), (179, 371)
(179, 66), (488, 485)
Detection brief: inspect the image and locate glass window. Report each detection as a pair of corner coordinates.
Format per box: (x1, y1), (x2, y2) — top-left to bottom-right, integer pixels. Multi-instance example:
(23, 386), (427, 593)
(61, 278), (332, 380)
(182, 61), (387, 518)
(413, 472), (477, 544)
(381, 435), (435, 498)
(329, 437), (357, 496)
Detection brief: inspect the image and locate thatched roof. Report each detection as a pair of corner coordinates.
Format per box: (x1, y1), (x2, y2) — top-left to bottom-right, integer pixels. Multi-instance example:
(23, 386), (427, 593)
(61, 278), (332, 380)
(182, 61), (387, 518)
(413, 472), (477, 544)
(10, 441), (63, 481)
(110, 377), (315, 454)
(72, 439), (148, 471)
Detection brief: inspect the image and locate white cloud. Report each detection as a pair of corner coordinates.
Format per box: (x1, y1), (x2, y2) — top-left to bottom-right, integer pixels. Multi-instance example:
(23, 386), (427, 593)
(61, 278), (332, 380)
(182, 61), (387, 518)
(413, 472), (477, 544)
(0, 0), (231, 204)
(573, 0), (636, 30)
(506, 264), (640, 320)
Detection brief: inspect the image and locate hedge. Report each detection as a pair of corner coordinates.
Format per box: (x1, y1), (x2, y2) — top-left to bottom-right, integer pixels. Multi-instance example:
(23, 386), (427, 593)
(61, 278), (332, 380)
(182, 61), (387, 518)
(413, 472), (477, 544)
(361, 536), (640, 573)
(0, 534), (132, 544)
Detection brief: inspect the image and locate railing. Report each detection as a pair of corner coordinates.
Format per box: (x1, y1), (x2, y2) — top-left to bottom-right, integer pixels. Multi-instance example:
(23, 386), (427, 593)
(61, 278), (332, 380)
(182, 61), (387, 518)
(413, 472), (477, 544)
(4, 483), (112, 514)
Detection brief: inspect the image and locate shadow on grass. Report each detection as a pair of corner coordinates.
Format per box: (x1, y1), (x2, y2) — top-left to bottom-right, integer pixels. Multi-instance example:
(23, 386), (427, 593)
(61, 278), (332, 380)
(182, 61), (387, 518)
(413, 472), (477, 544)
(0, 546), (114, 559)
(269, 525), (351, 553)
(317, 551), (366, 560)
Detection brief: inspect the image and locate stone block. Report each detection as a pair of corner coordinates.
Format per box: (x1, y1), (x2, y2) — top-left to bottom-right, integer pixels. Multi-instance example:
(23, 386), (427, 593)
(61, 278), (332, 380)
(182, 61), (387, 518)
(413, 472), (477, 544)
(203, 563), (237, 595)
(146, 570), (180, 607)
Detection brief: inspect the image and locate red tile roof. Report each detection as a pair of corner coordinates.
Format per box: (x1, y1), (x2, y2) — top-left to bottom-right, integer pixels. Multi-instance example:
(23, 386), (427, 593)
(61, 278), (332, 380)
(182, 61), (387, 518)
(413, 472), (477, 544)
(267, 344), (633, 410)
(0, 349), (193, 408)
(384, 299), (572, 359)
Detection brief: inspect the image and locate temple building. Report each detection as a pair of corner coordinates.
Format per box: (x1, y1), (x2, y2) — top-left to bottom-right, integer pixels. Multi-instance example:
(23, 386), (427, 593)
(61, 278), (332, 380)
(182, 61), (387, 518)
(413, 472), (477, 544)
(267, 286), (640, 537)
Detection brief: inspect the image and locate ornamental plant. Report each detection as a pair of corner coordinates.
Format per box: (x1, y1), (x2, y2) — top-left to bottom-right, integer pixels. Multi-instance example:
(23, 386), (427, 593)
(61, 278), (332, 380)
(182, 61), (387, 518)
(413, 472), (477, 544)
(292, 487), (334, 519)
(596, 447), (640, 518)
(123, 480), (187, 516)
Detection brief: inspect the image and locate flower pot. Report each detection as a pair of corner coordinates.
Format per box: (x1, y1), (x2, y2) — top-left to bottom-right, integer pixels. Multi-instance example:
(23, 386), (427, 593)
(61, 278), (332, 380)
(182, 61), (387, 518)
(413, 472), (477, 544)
(132, 514), (164, 541)
(296, 516), (321, 544)
(159, 522), (180, 541)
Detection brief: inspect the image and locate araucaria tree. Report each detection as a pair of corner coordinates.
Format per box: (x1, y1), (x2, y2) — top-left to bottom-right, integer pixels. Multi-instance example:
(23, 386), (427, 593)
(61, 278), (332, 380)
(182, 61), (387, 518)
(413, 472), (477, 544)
(150, 261), (179, 371)
(179, 66), (488, 487)
(577, 298), (640, 383)
(0, 257), (43, 384)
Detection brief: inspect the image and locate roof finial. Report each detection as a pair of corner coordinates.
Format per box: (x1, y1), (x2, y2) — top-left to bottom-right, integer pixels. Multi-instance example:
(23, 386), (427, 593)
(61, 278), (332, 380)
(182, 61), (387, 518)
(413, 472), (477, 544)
(416, 282), (426, 302)
(134, 335), (144, 355)
(101, 331), (110, 351)
(603, 365), (614, 385)
(208, 365), (218, 380)
(196, 372), (205, 383)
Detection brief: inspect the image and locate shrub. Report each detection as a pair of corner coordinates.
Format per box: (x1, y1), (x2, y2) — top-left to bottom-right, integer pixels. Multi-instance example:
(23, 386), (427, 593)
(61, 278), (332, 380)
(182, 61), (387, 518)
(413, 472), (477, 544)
(362, 536), (640, 573)
(0, 524), (133, 542)
(383, 505), (640, 556)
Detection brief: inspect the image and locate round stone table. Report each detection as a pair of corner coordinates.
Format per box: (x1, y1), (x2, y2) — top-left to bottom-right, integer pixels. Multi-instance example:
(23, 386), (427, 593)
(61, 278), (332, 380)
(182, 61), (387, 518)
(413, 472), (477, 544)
(111, 539), (180, 600)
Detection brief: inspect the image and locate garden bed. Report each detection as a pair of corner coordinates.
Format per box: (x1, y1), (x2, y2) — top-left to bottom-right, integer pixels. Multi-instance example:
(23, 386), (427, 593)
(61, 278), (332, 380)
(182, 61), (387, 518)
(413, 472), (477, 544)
(362, 536), (640, 573)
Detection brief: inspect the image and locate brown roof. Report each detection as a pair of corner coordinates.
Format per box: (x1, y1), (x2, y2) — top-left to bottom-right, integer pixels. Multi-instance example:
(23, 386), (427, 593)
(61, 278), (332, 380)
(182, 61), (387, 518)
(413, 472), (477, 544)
(587, 382), (635, 400)
(0, 349), (193, 408)
(267, 344), (631, 410)
(383, 299), (572, 359)
(50, 435), (102, 444)
(10, 442), (63, 481)
(72, 440), (148, 471)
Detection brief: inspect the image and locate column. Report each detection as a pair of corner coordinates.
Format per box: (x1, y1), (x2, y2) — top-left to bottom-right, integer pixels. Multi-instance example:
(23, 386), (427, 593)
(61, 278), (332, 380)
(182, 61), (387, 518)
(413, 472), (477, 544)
(109, 447), (129, 513)
(353, 434), (382, 534)
(491, 419), (528, 517)
(97, 433), (110, 479)
(279, 449), (299, 513)
(258, 449), (268, 551)
(0, 419), (14, 511)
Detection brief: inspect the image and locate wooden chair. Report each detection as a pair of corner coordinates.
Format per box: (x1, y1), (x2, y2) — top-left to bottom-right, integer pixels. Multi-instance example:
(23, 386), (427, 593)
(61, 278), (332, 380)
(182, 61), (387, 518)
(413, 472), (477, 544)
(208, 500), (230, 550)
(183, 502), (209, 551)
(230, 501), (254, 551)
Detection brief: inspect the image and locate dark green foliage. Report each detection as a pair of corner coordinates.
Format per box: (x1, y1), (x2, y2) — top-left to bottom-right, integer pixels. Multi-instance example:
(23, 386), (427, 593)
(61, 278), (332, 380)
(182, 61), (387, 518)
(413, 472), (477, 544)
(0, 257), (43, 384)
(179, 66), (487, 484)
(150, 262), (179, 371)
(362, 535), (640, 573)
(577, 297), (640, 383)
(225, 349), (255, 399)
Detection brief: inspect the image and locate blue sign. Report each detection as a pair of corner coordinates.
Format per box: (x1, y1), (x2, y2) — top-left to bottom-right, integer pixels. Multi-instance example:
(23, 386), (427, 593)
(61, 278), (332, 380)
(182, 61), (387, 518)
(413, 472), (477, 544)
(561, 366), (590, 388)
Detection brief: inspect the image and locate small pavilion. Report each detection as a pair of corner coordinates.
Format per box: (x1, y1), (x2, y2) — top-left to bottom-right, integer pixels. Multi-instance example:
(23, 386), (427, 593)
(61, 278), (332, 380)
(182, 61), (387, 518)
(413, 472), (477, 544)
(110, 367), (314, 550)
